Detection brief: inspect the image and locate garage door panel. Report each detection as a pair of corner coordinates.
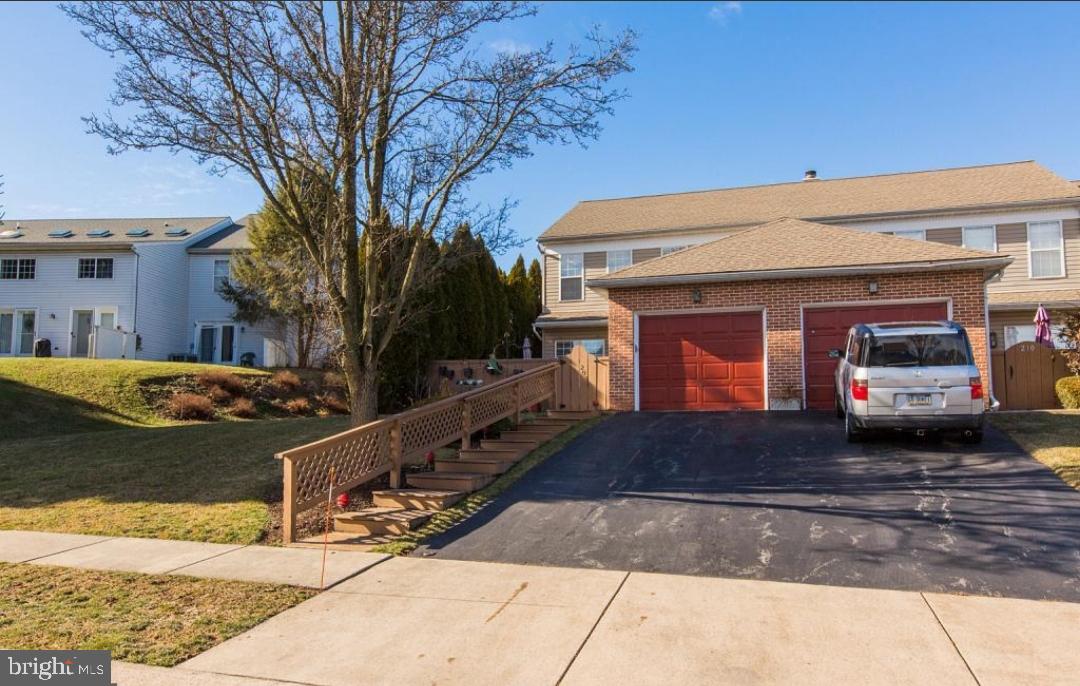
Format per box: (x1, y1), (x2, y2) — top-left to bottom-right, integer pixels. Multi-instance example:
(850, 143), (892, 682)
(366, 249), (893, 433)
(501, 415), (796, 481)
(803, 301), (949, 410)
(639, 311), (764, 411)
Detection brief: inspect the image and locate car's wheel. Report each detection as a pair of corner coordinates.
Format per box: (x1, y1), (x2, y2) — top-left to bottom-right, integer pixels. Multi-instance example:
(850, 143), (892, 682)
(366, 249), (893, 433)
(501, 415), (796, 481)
(844, 409), (863, 443)
(834, 392), (845, 419)
(961, 429), (983, 445)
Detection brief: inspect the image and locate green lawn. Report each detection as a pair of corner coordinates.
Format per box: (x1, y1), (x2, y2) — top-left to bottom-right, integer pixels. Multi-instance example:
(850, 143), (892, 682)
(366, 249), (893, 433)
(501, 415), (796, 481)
(0, 416), (349, 544)
(0, 562), (313, 666)
(0, 358), (269, 440)
(991, 412), (1080, 490)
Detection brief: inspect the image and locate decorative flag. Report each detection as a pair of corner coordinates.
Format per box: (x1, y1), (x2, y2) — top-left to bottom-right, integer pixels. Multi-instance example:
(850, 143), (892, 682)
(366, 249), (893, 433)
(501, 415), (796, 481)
(1034, 305), (1054, 348)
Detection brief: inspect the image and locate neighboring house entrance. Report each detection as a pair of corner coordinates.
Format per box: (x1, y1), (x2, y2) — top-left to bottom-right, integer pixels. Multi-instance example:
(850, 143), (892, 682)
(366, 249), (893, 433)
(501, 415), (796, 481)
(638, 310), (764, 411)
(992, 342), (1070, 410)
(197, 323), (236, 364)
(802, 301), (950, 410)
(0, 309), (37, 356)
(72, 310), (94, 357)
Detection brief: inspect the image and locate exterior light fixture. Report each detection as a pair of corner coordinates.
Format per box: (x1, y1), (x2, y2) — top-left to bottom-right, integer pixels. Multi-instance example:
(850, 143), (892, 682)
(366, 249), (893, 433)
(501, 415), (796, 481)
(867, 281), (879, 294)
(691, 289), (702, 304)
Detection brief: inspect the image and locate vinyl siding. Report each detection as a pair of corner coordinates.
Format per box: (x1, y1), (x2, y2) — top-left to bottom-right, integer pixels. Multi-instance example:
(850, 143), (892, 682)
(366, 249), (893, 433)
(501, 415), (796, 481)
(186, 254), (274, 365)
(990, 219), (1080, 294)
(133, 243), (191, 360)
(544, 251), (609, 316)
(926, 227), (963, 246)
(0, 251), (136, 357)
(542, 325), (610, 359)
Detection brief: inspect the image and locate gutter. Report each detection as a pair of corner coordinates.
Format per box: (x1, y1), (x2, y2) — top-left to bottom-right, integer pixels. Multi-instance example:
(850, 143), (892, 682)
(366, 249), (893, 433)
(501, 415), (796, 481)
(588, 256), (1015, 289)
(534, 317), (609, 329)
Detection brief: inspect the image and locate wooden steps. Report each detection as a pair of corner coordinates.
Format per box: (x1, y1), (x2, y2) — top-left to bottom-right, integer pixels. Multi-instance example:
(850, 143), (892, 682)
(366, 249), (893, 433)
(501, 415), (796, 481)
(372, 489), (463, 511)
(408, 471), (494, 492)
(334, 507), (434, 536)
(324, 409), (591, 546)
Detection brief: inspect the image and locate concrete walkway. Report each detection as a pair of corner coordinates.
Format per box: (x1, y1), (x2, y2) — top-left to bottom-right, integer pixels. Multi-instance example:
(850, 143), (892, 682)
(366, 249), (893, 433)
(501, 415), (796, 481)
(175, 557), (1075, 686)
(5, 531), (1078, 684)
(0, 530), (388, 588)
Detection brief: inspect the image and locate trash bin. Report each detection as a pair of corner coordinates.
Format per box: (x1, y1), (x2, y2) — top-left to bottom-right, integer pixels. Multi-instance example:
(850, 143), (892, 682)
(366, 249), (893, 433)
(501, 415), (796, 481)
(33, 338), (52, 357)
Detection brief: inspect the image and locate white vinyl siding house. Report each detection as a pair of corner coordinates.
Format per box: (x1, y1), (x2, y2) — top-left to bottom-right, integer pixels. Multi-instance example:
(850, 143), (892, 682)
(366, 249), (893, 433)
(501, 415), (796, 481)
(0, 215), (281, 365)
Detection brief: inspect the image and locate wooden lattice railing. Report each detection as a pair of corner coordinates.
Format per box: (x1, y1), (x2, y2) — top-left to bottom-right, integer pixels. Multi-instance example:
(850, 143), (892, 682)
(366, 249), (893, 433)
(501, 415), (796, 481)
(275, 361), (561, 544)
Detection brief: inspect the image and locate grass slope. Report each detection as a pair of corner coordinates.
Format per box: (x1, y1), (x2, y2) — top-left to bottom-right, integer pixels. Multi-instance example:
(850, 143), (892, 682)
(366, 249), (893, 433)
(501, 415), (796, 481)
(0, 358), (268, 440)
(991, 412), (1080, 490)
(372, 415), (606, 556)
(0, 416), (349, 544)
(0, 562), (313, 666)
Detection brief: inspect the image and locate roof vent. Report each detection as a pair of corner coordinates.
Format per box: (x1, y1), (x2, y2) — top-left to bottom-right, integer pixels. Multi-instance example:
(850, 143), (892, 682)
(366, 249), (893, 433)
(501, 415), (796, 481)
(87, 229), (112, 238)
(125, 228), (151, 237)
(48, 229), (74, 238)
(164, 227), (189, 237)
(803, 169), (818, 181)
(0, 230), (23, 240)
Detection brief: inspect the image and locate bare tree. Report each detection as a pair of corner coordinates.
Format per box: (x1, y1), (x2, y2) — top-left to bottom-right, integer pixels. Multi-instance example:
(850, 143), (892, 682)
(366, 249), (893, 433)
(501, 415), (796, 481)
(64, 1), (634, 422)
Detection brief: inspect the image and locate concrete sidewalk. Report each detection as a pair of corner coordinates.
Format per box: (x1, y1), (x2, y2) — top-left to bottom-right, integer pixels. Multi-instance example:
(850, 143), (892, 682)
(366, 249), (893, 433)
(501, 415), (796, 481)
(0, 530), (387, 588)
(174, 557), (1077, 686)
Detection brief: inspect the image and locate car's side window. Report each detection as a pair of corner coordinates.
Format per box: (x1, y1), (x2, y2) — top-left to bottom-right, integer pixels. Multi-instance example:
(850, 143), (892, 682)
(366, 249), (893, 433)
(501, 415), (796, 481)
(849, 334), (864, 366)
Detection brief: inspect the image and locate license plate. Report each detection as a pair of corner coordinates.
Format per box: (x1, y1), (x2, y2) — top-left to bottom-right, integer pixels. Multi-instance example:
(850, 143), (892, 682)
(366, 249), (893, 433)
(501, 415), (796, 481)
(908, 394), (932, 406)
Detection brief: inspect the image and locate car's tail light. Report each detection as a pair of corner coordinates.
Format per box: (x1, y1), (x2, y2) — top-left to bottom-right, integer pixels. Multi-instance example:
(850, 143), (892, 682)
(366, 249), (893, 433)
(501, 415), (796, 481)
(970, 377), (983, 400)
(850, 378), (868, 401)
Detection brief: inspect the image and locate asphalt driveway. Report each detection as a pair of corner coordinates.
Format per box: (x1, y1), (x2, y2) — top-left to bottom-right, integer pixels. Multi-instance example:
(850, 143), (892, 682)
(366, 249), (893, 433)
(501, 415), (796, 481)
(415, 412), (1080, 602)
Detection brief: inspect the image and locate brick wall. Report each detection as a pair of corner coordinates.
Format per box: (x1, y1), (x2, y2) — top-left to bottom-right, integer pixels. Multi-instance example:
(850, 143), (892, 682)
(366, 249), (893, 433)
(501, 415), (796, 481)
(607, 270), (988, 411)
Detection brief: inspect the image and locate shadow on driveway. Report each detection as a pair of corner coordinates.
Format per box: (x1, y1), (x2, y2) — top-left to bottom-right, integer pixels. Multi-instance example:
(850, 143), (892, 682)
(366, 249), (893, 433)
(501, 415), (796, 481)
(415, 411), (1080, 602)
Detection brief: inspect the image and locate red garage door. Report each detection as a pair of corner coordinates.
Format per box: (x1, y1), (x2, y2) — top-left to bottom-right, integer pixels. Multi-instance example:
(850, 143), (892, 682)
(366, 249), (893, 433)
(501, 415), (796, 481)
(803, 301), (949, 409)
(639, 311), (764, 411)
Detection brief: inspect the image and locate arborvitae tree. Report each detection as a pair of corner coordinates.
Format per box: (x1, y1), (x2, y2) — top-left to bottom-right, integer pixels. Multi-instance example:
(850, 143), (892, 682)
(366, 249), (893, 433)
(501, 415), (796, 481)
(527, 258), (543, 311)
(504, 255), (540, 355)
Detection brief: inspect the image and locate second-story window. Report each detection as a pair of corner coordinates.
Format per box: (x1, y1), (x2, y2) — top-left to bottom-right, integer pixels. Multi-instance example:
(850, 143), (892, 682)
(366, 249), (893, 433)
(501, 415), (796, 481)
(214, 259), (231, 292)
(559, 253), (583, 301)
(1029, 220), (1065, 279)
(0, 258), (35, 280)
(607, 250), (632, 273)
(78, 258), (113, 279)
(963, 226), (996, 252)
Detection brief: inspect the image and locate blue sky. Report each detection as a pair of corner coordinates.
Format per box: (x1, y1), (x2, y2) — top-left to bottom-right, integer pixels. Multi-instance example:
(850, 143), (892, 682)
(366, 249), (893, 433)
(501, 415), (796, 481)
(3, 1), (1080, 268)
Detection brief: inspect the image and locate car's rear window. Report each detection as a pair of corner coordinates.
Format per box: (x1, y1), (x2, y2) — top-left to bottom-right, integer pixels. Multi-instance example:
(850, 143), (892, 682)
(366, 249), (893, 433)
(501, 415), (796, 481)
(865, 333), (972, 367)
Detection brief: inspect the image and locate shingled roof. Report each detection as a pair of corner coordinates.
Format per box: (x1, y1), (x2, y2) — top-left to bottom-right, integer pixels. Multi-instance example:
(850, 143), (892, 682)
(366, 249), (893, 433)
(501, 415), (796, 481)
(0, 216), (230, 251)
(541, 161), (1080, 242)
(588, 218), (1012, 288)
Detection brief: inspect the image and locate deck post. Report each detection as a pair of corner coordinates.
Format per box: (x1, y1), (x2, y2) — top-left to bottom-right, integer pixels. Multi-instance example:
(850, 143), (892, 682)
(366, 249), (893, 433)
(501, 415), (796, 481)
(282, 456), (297, 545)
(461, 399), (473, 449)
(389, 420), (403, 489)
(513, 381), (522, 426)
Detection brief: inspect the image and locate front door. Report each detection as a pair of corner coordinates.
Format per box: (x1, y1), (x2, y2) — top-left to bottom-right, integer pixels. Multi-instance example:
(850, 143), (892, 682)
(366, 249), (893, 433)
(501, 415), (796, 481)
(199, 326), (216, 362)
(73, 310), (93, 357)
(220, 325), (235, 363)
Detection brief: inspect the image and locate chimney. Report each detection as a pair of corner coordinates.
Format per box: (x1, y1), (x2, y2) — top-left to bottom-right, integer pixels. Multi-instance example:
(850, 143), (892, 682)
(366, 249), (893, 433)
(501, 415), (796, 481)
(803, 169), (818, 181)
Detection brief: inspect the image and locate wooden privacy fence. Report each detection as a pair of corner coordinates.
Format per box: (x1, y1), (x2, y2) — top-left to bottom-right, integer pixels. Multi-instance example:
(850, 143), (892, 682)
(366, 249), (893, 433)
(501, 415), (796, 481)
(429, 358), (555, 394)
(276, 362), (560, 544)
(991, 342), (1070, 410)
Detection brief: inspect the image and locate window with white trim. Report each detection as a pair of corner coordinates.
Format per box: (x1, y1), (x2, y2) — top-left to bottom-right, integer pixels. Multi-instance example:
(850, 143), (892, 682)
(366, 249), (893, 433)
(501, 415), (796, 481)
(559, 254), (583, 301)
(77, 258), (112, 279)
(1028, 220), (1064, 278)
(962, 225), (996, 252)
(606, 249), (632, 273)
(214, 259), (231, 292)
(892, 230), (926, 241)
(0, 258), (35, 280)
(660, 245), (689, 256)
(555, 339), (605, 356)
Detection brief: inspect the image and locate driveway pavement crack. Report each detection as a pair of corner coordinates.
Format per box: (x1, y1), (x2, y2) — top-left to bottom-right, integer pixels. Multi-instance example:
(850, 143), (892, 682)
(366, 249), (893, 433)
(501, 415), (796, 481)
(556, 571), (630, 685)
(920, 593), (981, 686)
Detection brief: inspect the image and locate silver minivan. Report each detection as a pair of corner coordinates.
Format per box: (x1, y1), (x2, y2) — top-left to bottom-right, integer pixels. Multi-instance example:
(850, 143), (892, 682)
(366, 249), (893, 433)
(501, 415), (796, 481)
(830, 321), (985, 443)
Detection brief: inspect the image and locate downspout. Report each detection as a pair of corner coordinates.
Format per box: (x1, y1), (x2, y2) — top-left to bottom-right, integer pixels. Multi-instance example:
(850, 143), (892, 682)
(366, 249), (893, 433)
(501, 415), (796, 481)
(132, 249), (140, 353)
(983, 269), (1002, 411)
